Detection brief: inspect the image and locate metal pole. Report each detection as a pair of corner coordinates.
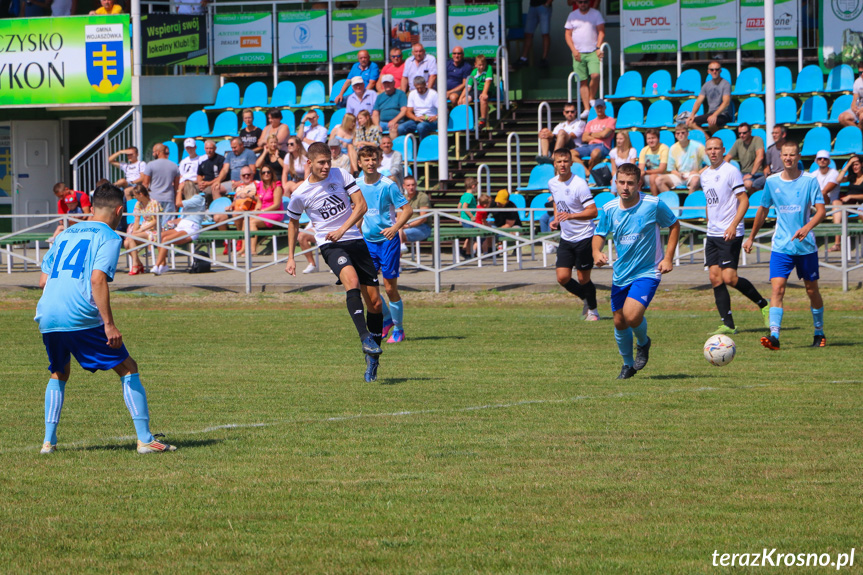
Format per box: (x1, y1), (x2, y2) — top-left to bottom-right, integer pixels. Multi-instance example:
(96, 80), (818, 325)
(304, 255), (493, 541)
(208, 3), (214, 75)
(132, 0), (142, 78)
(764, 0), (776, 145)
(676, 0), (682, 77)
(328, 0), (334, 95)
(433, 211), (441, 293)
(736, 0), (742, 77)
(797, 0), (803, 73)
(436, 0), (449, 181)
(244, 213), (252, 293)
(841, 208), (848, 291)
(384, 0), (389, 58)
(272, 3), (278, 87)
(133, 106), (143, 153)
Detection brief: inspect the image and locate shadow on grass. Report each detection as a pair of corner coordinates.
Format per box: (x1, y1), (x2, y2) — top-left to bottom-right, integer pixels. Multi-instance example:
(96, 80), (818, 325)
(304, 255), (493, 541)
(738, 327), (801, 334)
(66, 438), (224, 452)
(409, 336), (466, 341)
(380, 377), (445, 386)
(643, 373), (717, 380)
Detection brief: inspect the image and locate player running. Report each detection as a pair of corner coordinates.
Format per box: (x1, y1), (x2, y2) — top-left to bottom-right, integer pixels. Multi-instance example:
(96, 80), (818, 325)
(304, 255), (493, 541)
(593, 163), (681, 379)
(356, 146), (413, 344)
(743, 140), (827, 350)
(285, 142), (385, 381)
(701, 137), (770, 335)
(548, 147), (600, 320)
(35, 183), (176, 454)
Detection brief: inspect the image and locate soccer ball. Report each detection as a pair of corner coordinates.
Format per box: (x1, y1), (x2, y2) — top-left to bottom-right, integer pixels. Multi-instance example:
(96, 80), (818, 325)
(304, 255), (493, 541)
(703, 335), (736, 367)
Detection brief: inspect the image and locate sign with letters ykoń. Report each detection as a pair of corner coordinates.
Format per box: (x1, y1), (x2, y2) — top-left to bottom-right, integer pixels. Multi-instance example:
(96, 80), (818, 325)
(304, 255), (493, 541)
(447, 4), (500, 58)
(141, 14), (207, 66)
(213, 13), (273, 66)
(621, 0), (678, 53)
(0, 15), (132, 107)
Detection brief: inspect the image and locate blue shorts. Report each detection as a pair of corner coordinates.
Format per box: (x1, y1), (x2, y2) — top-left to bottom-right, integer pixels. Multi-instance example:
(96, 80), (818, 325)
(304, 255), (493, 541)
(365, 235), (401, 279)
(403, 223), (431, 242)
(573, 143), (610, 160)
(610, 277), (661, 312)
(525, 3), (552, 36)
(42, 325), (129, 373)
(769, 251), (820, 281)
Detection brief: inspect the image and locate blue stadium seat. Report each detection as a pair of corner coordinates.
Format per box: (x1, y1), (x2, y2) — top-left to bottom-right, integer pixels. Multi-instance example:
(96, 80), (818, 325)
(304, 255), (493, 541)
(206, 197), (232, 227)
(833, 126), (863, 156)
(615, 100), (644, 130)
(125, 199), (137, 225)
(328, 79), (347, 105)
(162, 140), (179, 164)
(677, 98), (704, 118)
(732, 67), (763, 96)
(206, 111), (240, 138)
(752, 128), (766, 147)
(825, 64), (854, 93)
(241, 81), (269, 108)
(745, 190), (763, 219)
(181, 140), (205, 160)
(658, 191), (680, 217)
(253, 110), (267, 130)
(415, 135), (439, 163)
(298, 80), (326, 107)
(510, 193), (528, 222)
(800, 126), (832, 156)
(659, 130), (674, 148)
(729, 97), (764, 127)
(720, 68), (732, 84)
(587, 101), (614, 120)
(774, 66), (793, 94)
(713, 129), (736, 152)
(448, 104), (475, 132)
(681, 190), (706, 220)
(775, 96), (798, 125)
(626, 130), (645, 152)
(797, 96), (828, 125)
(642, 100), (674, 128)
(518, 164), (556, 192)
(791, 65), (824, 94)
(391, 135), (415, 162)
(642, 70), (672, 98)
(204, 82), (240, 111)
(529, 192), (551, 219)
(689, 130), (706, 145)
(270, 80), (297, 108)
(827, 94), (853, 124)
(215, 140), (232, 156)
(593, 191), (615, 211)
(328, 108), (347, 130)
(173, 110), (209, 139)
(572, 163), (587, 179)
(672, 69), (701, 96)
(605, 70), (643, 100)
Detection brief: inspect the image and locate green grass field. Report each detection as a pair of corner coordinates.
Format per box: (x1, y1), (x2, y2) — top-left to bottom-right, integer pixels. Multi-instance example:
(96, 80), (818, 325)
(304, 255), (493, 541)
(1, 288), (862, 574)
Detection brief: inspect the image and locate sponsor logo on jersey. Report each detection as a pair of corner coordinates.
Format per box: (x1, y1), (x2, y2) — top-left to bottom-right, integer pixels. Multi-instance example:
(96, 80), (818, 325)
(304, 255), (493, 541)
(320, 195), (347, 220)
(619, 233), (641, 245)
(777, 204), (801, 213)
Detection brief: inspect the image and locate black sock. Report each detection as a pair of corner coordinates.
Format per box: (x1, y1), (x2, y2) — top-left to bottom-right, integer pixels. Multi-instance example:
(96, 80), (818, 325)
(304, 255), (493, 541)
(346, 289), (369, 340)
(582, 281), (597, 310)
(713, 284), (735, 329)
(734, 277), (768, 308)
(562, 279), (584, 298)
(366, 310), (383, 346)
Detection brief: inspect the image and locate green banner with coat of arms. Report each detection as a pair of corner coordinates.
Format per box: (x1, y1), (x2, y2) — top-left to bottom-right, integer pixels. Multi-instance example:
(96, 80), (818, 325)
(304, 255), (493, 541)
(820, 0), (863, 70)
(0, 15), (131, 107)
(332, 9), (384, 64)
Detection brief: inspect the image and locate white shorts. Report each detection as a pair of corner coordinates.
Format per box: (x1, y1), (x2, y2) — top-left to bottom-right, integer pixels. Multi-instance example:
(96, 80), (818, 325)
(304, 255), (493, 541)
(667, 172), (701, 189)
(176, 219), (202, 241)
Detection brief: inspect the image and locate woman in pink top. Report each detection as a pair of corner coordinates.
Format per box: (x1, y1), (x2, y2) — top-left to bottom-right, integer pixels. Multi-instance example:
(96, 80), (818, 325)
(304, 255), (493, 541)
(246, 166), (284, 257)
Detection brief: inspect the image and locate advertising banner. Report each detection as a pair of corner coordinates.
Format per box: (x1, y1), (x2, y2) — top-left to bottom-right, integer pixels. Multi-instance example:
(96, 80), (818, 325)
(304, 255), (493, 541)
(820, 0), (863, 69)
(0, 127), (9, 199)
(278, 10), (327, 64)
(448, 5), (500, 58)
(332, 9), (384, 64)
(740, 0), (797, 50)
(0, 15), (131, 107)
(213, 13), (272, 66)
(680, 0), (737, 52)
(391, 6), (437, 57)
(141, 14), (207, 66)
(620, 0), (678, 53)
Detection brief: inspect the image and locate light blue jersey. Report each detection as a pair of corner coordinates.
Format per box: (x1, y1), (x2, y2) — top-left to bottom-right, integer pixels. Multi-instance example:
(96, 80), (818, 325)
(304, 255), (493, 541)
(359, 175), (407, 243)
(595, 194), (678, 285)
(35, 221), (121, 334)
(761, 172), (824, 256)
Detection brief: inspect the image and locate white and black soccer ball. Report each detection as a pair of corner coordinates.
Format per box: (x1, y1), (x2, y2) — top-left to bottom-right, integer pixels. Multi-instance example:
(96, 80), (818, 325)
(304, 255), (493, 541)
(703, 334), (736, 367)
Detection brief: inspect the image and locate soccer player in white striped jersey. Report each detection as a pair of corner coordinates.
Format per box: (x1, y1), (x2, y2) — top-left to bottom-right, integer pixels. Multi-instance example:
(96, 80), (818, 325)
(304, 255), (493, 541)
(701, 137), (770, 335)
(548, 148), (600, 320)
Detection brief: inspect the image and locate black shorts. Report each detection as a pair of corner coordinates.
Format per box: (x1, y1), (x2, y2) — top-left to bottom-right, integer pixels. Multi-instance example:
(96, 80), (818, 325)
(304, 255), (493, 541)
(693, 112), (731, 128)
(705, 236), (743, 269)
(556, 237), (594, 271)
(320, 239), (380, 286)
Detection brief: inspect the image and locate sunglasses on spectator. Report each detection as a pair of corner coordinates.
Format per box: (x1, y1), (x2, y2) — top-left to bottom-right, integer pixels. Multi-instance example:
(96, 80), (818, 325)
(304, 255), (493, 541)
(708, 67), (721, 72)
(241, 173), (253, 178)
(390, 54), (402, 59)
(563, 109), (576, 114)
(261, 170), (271, 174)
(287, 142), (296, 146)
(817, 158), (829, 161)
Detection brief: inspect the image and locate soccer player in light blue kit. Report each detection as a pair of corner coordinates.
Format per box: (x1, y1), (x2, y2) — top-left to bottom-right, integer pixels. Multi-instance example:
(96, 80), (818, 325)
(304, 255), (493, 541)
(743, 140), (827, 350)
(592, 163), (681, 379)
(35, 183), (176, 454)
(357, 146), (413, 353)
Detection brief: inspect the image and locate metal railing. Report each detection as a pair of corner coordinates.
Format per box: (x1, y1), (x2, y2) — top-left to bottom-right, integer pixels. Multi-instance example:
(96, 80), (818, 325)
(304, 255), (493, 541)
(476, 164), (491, 197)
(599, 42), (613, 99)
(566, 72), (582, 115)
(506, 132), (522, 194)
(537, 101), (551, 155)
(70, 108), (138, 194)
(495, 45), (511, 121)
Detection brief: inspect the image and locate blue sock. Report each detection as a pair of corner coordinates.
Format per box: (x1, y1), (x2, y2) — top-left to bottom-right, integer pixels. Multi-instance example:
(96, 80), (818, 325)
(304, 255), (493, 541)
(122, 374), (154, 444)
(44, 379), (66, 445)
(812, 307), (824, 336)
(631, 318), (649, 347)
(614, 327), (634, 367)
(389, 299), (404, 329)
(380, 298), (392, 324)
(769, 307), (784, 338)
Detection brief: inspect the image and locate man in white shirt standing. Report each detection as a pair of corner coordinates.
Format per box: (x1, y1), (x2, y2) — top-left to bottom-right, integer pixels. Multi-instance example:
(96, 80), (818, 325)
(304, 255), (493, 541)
(401, 43), (437, 93)
(398, 76), (438, 141)
(178, 139), (203, 185)
(564, 0), (605, 119)
(537, 102), (585, 162)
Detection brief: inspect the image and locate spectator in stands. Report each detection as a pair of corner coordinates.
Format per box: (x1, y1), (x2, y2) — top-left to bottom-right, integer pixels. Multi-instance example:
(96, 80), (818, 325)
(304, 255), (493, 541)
(239, 109), (263, 153)
(345, 77), (377, 117)
(175, 0), (209, 15)
(51, 0), (76, 16)
(297, 109), (328, 150)
(484, 189), (521, 252)
(572, 99), (615, 171)
(379, 135), (403, 188)
(724, 122), (765, 193)
(51, 182), (91, 240)
(608, 131), (637, 195)
(638, 128), (669, 195)
(446, 46), (473, 103)
(150, 181), (206, 275)
(838, 63), (863, 131)
(283, 136), (308, 196)
(329, 113), (357, 170)
(458, 177), (478, 258)
(21, 0), (51, 16)
(257, 134), (286, 187)
(329, 138), (352, 172)
(246, 165), (285, 257)
(686, 61), (732, 135)
(475, 193), (491, 227)
(564, 0), (605, 120)
(178, 139), (204, 189)
(458, 54), (494, 129)
(399, 175), (431, 246)
(373, 74), (408, 134)
(196, 139), (225, 198)
(334, 49), (380, 105)
(519, 0), (553, 69)
(537, 102), (584, 163)
(258, 108), (290, 153)
(656, 127), (706, 193)
(399, 76), (438, 141)
(141, 143), (180, 213)
(213, 167), (257, 252)
(124, 185), (161, 276)
(764, 125), (787, 177)
(218, 137), (257, 196)
(355, 110), (382, 151)
(402, 43), (437, 93)
(832, 155), (863, 248)
(108, 147), (146, 200)
(811, 150), (842, 252)
(89, 0), (121, 14)
(379, 48), (406, 94)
